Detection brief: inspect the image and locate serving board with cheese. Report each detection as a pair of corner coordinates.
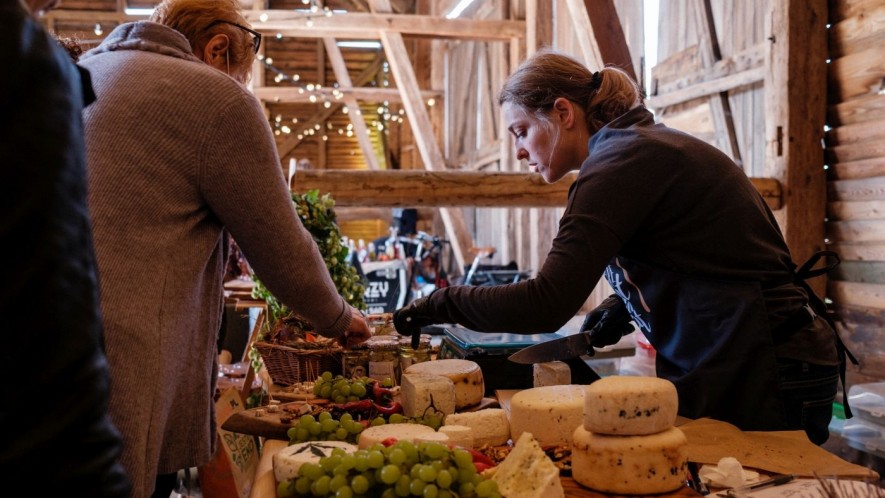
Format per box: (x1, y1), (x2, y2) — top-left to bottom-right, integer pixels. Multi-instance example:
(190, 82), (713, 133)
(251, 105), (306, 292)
(221, 395), (500, 440)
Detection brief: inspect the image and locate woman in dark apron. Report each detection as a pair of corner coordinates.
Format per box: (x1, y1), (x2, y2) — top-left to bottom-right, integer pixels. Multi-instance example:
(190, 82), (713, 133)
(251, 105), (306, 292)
(392, 49), (852, 445)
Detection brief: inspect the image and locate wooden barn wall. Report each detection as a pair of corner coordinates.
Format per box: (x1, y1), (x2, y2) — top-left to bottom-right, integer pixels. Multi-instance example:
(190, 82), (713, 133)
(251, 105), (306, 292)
(826, 0), (885, 388)
(652, 0), (767, 177)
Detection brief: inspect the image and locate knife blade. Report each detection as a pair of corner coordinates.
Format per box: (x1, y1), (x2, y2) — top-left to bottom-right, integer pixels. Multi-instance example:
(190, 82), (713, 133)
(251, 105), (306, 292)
(508, 329), (596, 364)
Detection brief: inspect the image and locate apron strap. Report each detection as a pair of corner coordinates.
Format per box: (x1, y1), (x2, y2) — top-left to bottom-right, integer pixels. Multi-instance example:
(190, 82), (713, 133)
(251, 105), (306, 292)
(792, 251), (858, 419)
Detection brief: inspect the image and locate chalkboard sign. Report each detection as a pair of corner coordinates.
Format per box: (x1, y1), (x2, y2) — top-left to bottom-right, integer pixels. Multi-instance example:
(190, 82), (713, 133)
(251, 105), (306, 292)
(361, 260), (409, 314)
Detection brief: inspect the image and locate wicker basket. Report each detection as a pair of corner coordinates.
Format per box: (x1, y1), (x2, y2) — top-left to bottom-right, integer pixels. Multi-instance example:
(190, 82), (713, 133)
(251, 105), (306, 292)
(253, 341), (343, 386)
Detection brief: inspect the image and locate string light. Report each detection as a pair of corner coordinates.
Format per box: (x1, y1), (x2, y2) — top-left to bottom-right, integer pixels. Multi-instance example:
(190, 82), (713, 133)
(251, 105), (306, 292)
(253, 21), (412, 140)
(94, 23), (103, 36)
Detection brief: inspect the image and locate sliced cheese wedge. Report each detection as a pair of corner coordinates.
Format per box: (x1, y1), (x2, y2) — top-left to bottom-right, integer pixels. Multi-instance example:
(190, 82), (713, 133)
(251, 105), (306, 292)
(491, 432), (564, 498)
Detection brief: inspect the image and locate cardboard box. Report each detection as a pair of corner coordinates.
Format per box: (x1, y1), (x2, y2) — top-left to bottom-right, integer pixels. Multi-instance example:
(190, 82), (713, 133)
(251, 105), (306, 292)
(199, 388), (260, 498)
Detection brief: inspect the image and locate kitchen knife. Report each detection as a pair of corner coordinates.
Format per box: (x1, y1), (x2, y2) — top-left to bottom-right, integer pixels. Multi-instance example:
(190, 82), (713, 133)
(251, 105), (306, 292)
(507, 328), (597, 364)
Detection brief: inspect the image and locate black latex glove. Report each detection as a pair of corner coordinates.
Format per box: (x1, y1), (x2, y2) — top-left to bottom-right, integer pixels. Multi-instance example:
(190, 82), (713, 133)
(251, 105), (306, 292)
(581, 294), (634, 348)
(393, 296), (437, 348)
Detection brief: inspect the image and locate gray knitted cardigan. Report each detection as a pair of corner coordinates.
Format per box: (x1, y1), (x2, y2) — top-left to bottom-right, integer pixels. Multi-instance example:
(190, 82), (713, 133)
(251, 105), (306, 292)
(80, 21), (351, 498)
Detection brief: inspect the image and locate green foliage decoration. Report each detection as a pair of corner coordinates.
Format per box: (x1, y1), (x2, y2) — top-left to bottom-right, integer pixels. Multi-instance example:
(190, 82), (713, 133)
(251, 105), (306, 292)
(251, 189), (367, 326)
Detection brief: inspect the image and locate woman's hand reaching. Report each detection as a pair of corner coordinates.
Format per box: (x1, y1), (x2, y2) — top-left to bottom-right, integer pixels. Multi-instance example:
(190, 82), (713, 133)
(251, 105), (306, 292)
(340, 307), (372, 349)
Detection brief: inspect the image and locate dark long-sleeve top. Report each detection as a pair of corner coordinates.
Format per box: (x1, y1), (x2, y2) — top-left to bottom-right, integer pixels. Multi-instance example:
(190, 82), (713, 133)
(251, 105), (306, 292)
(0, 1), (130, 495)
(422, 106), (837, 366)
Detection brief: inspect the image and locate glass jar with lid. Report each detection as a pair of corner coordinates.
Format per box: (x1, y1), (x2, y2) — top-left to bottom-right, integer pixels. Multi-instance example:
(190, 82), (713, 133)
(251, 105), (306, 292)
(399, 334), (432, 372)
(367, 336), (400, 384)
(342, 342), (369, 379)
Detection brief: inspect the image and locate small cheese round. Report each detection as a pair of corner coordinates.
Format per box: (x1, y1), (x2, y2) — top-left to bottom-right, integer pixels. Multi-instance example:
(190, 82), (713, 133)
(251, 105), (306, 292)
(357, 423), (437, 449)
(444, 408), (510, 447)
(414, 432), (451, 445)
(571, 425), (688, 495)
(510, 385), (585, 447)
(583, 376), (678, 435)
(272, 441), (357, 482)
(401, 373), (457, 418)
(404, 359), (484, 409)
(438, 424), (474, 449)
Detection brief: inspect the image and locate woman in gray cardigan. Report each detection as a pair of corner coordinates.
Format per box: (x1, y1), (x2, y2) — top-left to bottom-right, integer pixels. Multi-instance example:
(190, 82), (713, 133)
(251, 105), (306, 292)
(79, 1), (371, 496)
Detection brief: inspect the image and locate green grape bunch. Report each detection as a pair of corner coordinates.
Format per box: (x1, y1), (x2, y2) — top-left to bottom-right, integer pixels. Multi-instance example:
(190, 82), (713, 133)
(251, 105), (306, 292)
(277, 440), (502, 498)
(252, 189), (366, 324)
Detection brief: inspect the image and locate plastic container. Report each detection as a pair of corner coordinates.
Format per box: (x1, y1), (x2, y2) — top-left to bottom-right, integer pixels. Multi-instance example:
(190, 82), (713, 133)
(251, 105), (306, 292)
(840, 417), (885, 459)
(847, 382), (885, 425)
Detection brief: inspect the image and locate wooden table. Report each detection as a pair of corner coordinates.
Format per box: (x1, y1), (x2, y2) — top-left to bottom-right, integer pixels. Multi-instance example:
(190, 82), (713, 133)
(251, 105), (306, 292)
(561, 479), (700, 497)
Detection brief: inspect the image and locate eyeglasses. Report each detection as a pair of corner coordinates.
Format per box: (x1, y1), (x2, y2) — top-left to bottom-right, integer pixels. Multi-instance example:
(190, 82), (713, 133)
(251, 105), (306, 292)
(207, 20), (261, 54)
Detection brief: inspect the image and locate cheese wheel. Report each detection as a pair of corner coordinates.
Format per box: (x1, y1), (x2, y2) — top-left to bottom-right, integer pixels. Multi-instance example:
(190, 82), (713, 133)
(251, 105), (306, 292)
(357, 423), (437, 449)
(272, 441), (357, 482)
(583, 376), (678, 435)
(438, 424), (474, 449)
(571, 425), (688, 495)
(444, 408), (510, 447)
(533, 361), (571, 387)
(404, 359), (484, 409)
(401, 373), (457, 418)
(414, 432), (451, 445)
(491, 432), (564, 498)
(510, 385), (584, 447)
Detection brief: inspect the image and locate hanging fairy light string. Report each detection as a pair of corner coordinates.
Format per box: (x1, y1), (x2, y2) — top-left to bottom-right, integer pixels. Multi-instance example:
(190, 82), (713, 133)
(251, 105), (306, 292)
(259, 55), (410, 140)
(253, 2), (432, 141)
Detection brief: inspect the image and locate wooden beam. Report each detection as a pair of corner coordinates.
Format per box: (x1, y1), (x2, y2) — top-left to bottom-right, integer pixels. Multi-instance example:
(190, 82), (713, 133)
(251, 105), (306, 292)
(830, 281), (885, 310)
(335, 207), (436, 222)
(763, 0), (828, 295)
(369, 0), (471, 270)
(316, 39), (327, 169)
(646, 66), (765, 109)
(252, 86), (440, 103)
(582, 0), (637, 82)
(691, 0), (742, 166)
(323, 37), (381, 170)
(42, 10), (143, 22)
(563, 0), (604, 69)
(291, 170), (783, 209)
(244, 12), (525, 41)
(274, 54), (384, 158)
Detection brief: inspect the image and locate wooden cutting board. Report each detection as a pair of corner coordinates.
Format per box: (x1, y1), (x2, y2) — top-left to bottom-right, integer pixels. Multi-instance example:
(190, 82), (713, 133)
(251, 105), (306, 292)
(221, 400), (321, 440)
(222, 397), (501, 440)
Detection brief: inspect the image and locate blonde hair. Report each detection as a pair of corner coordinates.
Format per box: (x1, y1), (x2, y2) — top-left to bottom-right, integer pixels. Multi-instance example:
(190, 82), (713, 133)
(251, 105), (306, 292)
(151, 0), (255, 72)
(498, 49), (642, 134)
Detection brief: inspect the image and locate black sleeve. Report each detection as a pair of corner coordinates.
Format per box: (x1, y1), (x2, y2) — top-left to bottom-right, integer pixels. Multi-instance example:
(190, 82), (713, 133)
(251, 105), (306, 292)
(0, 6), (131, 496)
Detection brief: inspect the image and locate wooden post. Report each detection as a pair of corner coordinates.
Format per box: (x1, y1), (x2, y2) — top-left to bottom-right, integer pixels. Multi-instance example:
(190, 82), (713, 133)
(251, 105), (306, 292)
(763, 0), (828, 296)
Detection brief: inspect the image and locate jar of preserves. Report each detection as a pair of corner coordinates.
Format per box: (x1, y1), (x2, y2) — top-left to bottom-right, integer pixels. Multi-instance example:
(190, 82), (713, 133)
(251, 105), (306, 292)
(367, 336), (400, 384)
(342, 343), (369, 379)
(399, 334), (432, 372)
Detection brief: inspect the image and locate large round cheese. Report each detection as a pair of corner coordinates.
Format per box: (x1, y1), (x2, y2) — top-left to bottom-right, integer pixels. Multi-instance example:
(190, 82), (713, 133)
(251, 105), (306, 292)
(404, 359), (484, 409)
(357, 422), (437, 449)
(583, 376), (678, 435)
(571, 425), (688, 495)
(510, 385), (584, 447)
(272, 441), (357, 482)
